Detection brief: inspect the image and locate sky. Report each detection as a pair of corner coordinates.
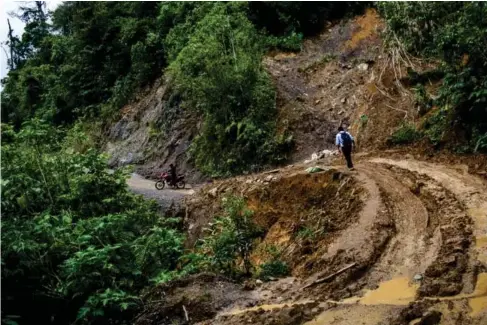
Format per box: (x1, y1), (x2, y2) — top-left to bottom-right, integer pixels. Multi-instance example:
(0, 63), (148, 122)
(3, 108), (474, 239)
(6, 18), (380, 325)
(0, 0), (63, 80)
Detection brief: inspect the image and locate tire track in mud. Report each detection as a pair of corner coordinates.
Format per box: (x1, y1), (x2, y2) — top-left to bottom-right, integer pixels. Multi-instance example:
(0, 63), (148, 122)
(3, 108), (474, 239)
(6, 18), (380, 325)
(358, 164), (435, 282)
(213, 158), (487, 325)
(370, 158), (487, 267)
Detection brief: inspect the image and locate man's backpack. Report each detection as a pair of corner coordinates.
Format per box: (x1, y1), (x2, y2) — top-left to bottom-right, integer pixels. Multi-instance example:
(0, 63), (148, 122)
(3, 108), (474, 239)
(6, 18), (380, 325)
(340, 132), (353, 147)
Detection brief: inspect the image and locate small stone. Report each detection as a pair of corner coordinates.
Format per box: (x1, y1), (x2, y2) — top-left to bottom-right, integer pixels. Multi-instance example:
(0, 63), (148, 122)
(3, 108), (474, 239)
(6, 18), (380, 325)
(413, 274), (423, 281)
(264, 175), (273, 182)
(357, 63), (369, 71)
(417, 310), (442, 325)
(315, 99), (321, 104)
(321, 149), (334, 157)
(256, 279), (263, 285)
(341, 98), (347, 104)
(208, 187), (218, 197)
(243, 280), (256, 290)
(444, 255), (456, 265)
(333, 83), (343, 90)
(338, 109), (345, 115)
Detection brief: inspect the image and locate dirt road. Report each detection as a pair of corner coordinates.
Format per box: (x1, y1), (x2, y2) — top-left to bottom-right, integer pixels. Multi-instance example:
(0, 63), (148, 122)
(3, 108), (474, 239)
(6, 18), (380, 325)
(174, 157), (487, 325)
(127, 173), (194, 211)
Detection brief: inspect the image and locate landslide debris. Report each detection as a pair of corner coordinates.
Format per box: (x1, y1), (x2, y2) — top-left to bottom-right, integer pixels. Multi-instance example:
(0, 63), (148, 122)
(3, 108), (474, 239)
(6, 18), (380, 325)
(138, 157), (486, 325)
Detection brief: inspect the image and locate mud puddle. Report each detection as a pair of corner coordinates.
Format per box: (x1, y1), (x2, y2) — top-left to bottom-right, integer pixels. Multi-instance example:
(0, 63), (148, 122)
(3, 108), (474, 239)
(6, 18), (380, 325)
(304, 305), (397, 325)
(342, 277), (418, 306)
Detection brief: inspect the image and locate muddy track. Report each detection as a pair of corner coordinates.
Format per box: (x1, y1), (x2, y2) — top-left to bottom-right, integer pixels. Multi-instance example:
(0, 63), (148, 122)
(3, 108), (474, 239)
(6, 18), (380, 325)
(208, 158), (487, 325)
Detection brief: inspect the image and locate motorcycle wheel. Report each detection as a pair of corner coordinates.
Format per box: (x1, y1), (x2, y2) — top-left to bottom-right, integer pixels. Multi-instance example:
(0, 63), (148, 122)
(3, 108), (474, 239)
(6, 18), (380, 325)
(155, 181), (165, 190)
(176, 180), (185, 189)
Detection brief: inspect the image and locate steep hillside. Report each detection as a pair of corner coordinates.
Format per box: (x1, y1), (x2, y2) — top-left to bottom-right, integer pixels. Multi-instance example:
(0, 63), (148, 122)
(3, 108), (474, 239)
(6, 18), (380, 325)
(105, 8), (436, 178)
(105, 9), (377, 177)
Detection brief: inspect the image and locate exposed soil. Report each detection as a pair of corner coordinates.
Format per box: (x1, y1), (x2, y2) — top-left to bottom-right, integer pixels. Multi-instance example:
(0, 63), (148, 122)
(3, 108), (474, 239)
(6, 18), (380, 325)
(137, 157), (487, 325)
(135, 273), (256, 325)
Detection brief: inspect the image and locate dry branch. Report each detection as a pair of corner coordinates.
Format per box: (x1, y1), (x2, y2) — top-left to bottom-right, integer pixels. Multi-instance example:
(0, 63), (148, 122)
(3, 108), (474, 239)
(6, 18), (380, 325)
(301, 263), (357, 290)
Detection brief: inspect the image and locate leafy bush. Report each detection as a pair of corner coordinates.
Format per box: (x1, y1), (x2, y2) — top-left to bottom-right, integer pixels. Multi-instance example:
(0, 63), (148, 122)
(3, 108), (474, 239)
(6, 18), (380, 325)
(263, 32), (303, 52)
(199, 195), (263, 277)
(296, 226), (316, 240)
(259, 260), (290, 280)
(1, 121), (185, 324)
(388, 123), (421, 145)
(378, 2), (487, 152)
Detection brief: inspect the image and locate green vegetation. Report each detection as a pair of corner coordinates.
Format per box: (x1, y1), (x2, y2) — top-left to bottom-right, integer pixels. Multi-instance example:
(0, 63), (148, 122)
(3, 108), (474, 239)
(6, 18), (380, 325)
(257, 244), (290, 280)
(199, 195), (263, 277)
(168, 3), (292, 176)
(2, 1), (366, 176)
(388, 123), (422, 146)
(378, 2), (487, 152)
(297, 226), (316, 240)
(259, 260), (290, 280)
(1, 121), (185, 324)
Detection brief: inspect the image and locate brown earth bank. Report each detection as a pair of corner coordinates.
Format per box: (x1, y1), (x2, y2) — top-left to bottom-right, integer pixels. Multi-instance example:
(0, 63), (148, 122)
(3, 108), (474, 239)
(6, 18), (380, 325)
(134, 156), (487, 325)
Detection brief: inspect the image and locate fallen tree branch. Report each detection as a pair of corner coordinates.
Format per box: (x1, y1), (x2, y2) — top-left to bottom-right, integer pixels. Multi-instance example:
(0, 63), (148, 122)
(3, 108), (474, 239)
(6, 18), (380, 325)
(301, 263), (357, 290)
(263, 169), (280, 174)
(182, 305), (189, 322)
(385, 104), (409, 120)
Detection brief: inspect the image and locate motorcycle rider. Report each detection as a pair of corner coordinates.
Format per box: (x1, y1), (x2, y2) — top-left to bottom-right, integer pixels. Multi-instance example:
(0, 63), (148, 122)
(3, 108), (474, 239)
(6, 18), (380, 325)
(169, 163), (177, 187)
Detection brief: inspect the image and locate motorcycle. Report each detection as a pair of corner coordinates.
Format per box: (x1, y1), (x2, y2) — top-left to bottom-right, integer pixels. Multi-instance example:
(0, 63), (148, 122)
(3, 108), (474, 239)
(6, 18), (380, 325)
(155, 171), (185, 190)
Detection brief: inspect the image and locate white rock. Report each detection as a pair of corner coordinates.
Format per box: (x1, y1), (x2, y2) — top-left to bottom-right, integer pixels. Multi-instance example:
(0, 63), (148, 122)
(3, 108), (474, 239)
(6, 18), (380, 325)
(208, 187), (218, 197)
(357, 63), (369, 71)
(256, 279), (263, 285)
(311, 153), (319, 161)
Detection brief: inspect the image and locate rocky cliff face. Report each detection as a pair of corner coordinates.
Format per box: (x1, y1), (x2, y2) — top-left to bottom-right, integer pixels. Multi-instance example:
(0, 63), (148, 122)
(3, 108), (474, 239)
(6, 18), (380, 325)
(105, 80), (205, 183)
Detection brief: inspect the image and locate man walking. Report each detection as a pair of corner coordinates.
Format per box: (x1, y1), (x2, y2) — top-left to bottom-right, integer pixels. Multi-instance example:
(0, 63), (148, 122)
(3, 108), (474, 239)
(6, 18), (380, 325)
(336, 126), (355, 170)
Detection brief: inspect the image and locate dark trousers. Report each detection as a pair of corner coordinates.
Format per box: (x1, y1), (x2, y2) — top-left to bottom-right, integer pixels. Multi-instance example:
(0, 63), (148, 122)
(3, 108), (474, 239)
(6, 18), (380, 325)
(341, 145), (354, 168)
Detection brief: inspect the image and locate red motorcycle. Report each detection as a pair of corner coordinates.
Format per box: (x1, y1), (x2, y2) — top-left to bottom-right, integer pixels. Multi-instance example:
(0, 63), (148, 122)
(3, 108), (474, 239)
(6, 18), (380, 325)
(155, 172), (185, 190)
